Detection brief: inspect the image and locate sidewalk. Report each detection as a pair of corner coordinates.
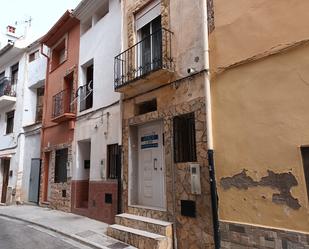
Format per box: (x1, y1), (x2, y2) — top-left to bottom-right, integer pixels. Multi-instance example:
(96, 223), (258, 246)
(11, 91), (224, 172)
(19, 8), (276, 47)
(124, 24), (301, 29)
(0, 205), (136, 249)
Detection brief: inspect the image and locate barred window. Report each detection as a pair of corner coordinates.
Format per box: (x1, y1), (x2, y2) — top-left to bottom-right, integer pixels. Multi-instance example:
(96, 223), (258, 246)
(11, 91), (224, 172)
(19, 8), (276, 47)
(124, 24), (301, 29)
(173, 112), (197, 163)
(6, 111), (15, 134)
(107, 144), (121, 179)
(55, 148), (68, 183)
(300, 147), (309, 200)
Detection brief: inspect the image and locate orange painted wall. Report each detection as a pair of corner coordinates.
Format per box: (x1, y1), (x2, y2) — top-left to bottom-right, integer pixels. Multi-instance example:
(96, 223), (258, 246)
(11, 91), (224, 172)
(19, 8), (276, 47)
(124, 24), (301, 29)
(42, 22), (80, 148)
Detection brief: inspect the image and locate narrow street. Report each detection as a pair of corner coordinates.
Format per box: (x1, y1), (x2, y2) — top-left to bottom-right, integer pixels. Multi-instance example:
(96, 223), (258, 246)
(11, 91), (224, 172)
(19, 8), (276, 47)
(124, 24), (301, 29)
(0, 216), (92, 249)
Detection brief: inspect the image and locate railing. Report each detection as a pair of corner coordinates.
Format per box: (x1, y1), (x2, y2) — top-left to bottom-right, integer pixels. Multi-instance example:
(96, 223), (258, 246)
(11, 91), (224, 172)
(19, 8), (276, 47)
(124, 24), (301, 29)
(78, 81), (93, 112)
(52, 89), (74, 118)
(114, 27), (173, 89)
(0, 77), (17, 98)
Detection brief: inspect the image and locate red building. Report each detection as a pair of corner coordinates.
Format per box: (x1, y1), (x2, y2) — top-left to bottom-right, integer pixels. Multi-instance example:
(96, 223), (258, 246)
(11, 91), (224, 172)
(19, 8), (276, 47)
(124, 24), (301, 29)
(39, 11), (80, 211)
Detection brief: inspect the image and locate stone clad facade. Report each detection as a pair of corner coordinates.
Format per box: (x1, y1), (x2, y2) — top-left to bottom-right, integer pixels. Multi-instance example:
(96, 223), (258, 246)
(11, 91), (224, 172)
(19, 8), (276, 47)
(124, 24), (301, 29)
(108, 0), (216, 248)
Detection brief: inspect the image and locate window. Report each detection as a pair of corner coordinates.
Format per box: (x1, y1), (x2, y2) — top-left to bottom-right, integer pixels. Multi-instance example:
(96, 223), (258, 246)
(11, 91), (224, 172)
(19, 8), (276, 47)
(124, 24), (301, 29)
(6, 111), (15, 134)
(51, 38), (67, 71)
(35, 87), (44, 122)
(107, 144), (121, 179)
(300, 147), (309, 200)
(80, 64), (93, 112)
(55, 148), (68, 183)
(138, 16), (162, 75)
(29, 50), (39, 62)
(11, 63), (18, 85)
(136, 99), (157, 115)
(173, 112), (197, 163)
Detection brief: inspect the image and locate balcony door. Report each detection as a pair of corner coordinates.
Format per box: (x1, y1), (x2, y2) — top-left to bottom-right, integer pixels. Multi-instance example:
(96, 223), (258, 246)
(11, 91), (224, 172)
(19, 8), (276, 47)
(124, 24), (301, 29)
(139, 16), (162, 76)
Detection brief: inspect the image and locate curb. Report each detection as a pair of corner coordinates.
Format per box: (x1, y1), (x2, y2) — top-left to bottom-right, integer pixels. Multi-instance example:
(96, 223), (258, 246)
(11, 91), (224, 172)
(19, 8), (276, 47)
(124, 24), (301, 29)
(0, 213), (107, 249)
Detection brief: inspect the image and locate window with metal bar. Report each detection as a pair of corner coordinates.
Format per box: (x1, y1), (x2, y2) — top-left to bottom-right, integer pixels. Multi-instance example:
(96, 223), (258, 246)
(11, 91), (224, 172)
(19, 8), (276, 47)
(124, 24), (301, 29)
(55, 148), (68, 183)
(107, 144), (121, 179)
(300, 147), (309, 200)
(36, 87), (44, 122)
(6, 111), (15, 134)
(173, 112), (197, 163)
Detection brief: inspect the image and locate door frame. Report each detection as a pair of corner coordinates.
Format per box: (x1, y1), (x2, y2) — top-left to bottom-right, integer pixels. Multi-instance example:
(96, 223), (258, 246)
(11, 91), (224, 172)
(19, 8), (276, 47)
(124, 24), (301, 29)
(128, 119), (166, 211)
(1, 159), (10, 204)
(28, 158), (41, 204)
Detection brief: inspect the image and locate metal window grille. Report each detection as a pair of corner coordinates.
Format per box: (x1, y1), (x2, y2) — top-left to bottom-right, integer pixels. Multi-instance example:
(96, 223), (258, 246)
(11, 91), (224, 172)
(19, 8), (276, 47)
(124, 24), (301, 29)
(173, 112), (197, 163)
(6, 111), (14, 134)
(300, 147), (309, 200)
(55, 148), (68, 183)
(107, 144), (121, 179)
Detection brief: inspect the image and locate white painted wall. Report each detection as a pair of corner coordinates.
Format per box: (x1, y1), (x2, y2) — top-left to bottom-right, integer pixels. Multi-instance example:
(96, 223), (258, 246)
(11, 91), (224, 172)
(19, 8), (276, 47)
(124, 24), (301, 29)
(0, 42), (46, 203)
(73, 0), (121, 181)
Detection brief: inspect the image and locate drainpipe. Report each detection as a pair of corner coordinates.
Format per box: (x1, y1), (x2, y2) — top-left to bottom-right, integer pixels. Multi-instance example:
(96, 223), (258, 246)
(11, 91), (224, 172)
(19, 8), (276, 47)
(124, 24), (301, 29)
(202, 1), (220, 249)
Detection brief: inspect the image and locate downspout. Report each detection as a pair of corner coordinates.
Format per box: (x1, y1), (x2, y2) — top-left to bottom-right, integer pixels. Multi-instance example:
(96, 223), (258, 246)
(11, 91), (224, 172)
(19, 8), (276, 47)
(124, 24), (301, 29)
(202, 1), (220, 249)
(40, 43), (50, 203)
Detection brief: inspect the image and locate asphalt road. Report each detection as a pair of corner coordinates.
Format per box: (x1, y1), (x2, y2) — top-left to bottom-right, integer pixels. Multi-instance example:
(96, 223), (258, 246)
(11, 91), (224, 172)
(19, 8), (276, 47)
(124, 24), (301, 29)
(0, 216), (92, 249)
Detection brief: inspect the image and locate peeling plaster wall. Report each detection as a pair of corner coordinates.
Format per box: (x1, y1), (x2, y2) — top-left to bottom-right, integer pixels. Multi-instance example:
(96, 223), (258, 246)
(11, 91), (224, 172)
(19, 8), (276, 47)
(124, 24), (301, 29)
(212, 43), (309, 232)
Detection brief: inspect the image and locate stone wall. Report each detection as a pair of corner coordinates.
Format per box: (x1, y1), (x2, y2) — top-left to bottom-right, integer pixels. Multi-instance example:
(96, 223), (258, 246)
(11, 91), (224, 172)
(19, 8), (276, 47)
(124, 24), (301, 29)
(220, 221), (309, 249)
(121, 73), (214, 249)
(39, 143), (72, 212)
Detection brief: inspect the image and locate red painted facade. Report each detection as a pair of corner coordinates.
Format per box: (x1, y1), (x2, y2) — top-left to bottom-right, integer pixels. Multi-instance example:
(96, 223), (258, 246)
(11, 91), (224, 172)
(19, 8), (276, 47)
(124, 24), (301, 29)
(39, 11), (80, 211)
(71, 180), (119, 224)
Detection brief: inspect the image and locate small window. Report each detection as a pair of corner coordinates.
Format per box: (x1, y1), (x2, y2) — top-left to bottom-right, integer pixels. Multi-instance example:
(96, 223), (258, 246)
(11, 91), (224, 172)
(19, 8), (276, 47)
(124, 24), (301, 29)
(29, 50), (39, 62)
(107, 144), (121, 179)
(136, 99), (157, 115)
(300, 147), (309, 200)
(51, 39), (66, 71)
(11, 63), (18, 84)
(6, 111), (15, 134)
(55, 148), (68, 183)
(35, 87), (44, 122)
(80, 64), (93, 112)
(173, 112), (197, 163)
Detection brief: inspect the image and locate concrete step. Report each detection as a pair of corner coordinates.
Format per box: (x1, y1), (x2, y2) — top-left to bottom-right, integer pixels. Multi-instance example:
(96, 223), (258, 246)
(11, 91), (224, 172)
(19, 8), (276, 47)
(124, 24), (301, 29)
(107, 224), (169, 249)
(115, 213), (173, 238)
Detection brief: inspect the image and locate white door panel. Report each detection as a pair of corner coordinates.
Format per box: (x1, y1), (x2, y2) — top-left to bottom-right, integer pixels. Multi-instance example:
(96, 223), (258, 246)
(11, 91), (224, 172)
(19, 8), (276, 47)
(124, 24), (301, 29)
(138, 121), (164, 208)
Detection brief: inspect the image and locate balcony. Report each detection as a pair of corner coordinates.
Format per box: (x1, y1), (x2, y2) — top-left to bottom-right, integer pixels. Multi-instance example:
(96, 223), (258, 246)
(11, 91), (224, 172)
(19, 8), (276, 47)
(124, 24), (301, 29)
(0, 77), (17, 108)
(51, 89), (75, 123)
(114, 28), (174, 97)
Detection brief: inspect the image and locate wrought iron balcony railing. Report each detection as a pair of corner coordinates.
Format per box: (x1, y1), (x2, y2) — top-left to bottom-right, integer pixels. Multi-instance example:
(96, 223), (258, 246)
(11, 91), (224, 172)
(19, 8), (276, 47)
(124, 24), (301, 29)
(0, 77), (17, 98)
(114, 27), (173, 89)
(52, 89), (74, 118)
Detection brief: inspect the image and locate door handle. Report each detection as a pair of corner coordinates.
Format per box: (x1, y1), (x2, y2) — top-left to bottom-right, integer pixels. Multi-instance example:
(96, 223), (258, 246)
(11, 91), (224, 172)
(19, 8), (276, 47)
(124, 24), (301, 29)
(153, 158), (158, 171)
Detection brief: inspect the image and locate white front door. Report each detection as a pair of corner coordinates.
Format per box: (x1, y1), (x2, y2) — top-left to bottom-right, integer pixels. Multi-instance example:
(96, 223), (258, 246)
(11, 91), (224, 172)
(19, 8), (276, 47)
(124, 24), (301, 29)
(138, 121), (164, 209)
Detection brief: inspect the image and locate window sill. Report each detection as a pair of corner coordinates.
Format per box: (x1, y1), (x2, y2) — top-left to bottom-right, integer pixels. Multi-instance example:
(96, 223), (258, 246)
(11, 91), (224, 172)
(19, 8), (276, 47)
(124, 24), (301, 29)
(49, 58), (68, 73)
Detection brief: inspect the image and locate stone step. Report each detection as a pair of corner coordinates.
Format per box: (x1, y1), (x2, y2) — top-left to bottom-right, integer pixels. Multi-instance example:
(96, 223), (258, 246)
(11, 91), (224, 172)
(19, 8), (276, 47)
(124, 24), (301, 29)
(107, 224), (169, 249)
(115, 213), (173, 238)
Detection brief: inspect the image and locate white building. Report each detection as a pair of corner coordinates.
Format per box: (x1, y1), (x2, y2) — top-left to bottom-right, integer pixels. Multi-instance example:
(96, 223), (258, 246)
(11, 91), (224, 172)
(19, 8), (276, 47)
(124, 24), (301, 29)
(0, 35), (46, 204)
(72, 0), (122, 223)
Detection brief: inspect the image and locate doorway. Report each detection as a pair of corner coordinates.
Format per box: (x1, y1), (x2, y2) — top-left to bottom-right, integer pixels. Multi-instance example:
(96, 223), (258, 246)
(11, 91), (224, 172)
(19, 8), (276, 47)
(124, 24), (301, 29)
(1, 159), (10, 204)
(129, 120), (165, 209)
(28, 159), (41, 203)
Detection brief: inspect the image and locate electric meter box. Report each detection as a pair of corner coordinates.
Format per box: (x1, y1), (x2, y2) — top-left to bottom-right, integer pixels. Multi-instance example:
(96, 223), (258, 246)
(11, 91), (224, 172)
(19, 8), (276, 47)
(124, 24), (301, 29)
(190, 163), (201, 195)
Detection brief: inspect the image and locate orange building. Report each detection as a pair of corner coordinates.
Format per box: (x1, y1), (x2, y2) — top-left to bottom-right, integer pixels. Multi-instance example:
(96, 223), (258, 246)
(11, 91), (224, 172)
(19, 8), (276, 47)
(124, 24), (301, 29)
(39, 11), (80, 211)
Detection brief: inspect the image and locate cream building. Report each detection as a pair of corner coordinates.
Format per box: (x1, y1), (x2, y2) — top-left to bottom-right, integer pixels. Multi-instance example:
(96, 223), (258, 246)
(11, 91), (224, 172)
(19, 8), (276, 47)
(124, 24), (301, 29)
(210, 0), (309, 248)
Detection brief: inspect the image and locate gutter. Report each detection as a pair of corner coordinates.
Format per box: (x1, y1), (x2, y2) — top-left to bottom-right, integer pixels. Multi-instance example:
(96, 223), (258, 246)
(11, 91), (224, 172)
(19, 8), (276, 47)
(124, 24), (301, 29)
(202, 1), (221, 248)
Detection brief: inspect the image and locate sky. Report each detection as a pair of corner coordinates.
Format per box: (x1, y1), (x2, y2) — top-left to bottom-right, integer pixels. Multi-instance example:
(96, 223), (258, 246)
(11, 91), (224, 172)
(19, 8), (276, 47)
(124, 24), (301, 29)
(0, 0), (82, 41)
